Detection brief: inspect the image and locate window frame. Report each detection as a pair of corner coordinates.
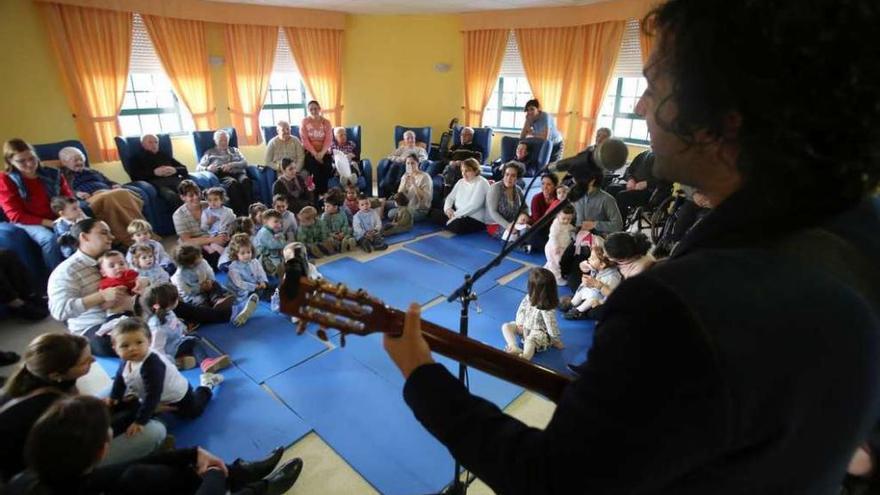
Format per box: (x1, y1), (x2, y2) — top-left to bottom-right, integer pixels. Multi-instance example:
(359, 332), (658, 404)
(483, 76), (529, 133)
(259, 73), (310, 128)
(119, 72), (193, 137)
(603, 76), (650, 146)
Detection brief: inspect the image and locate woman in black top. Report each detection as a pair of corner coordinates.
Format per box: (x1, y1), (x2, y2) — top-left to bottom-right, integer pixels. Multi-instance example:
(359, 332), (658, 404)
(5, 396), (303, 495)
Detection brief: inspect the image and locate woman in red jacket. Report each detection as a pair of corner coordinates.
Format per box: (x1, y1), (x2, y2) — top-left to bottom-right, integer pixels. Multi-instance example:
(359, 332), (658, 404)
(0, 139), (72, 269)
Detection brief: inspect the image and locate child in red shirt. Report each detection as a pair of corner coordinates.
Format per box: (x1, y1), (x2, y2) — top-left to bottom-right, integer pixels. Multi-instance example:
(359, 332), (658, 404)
(98, 250), (140, 292)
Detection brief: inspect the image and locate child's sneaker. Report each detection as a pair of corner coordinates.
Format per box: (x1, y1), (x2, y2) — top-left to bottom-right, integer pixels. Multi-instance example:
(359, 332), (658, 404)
(504, 345), (522, 356)
(321, 239), (338, 255)
(374, 241), (388, 251)
(558, 296), (573, 312)
(200, 355), (231, 373)
(233, 294), (259, 327)
(563, 309), (587, 320)
(176, 356), (197, 370)
(360, 240), (373, 253)
(200, 372), (224, 389)
(342, 237), (356, 252)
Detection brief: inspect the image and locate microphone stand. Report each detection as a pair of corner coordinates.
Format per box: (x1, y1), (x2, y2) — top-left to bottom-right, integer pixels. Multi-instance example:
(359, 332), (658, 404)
(440, 180), (589, 495)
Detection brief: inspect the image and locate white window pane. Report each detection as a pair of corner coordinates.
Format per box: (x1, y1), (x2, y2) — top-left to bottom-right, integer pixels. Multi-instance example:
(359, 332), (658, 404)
(135, 92), (157, 109)
(607, 78), (620, 97)
(180, 111), (194, 132)
(270, 73), (285, 88)
(619, 97), (636, 114)
(153, 76), (173, 92)
(131, 73), (152, 90)
(156, 91), (176, 108)
(631, 119), (648, 140)
(290, 87), (304, 104)
(600, 97), (615, 116)
(482, 108), (496, 128)
(614, 118), (632, 138)
(119, 115), (141, 137)
(159, 113), (181, 133)
(122, 92), (137, 110)
(636, 77), (647, 94)
(501, 91), (516, 108)
(140, 114), (161, 135)
(621, 78), (638, 97)
(513, 112), (526, 129)
(597, 116), (613, 132)
(259, 110), (273, 128)
(500, 111), (515, 129)
(275, 90), (291, 105)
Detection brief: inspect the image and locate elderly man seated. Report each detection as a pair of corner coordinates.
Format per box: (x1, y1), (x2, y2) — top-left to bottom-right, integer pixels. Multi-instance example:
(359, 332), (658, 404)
(439, 126), (485, 190)
(58, 147), (145, 246)
(379, 130), (428, 197)
(128, 134), (189, 209)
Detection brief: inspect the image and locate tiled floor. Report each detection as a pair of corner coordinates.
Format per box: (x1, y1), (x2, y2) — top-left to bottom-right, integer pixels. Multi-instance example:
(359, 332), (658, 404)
(0, 229), (556, 494)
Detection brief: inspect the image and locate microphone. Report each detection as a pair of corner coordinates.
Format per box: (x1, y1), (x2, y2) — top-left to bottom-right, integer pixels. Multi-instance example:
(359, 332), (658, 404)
(553, 138), (629, 181)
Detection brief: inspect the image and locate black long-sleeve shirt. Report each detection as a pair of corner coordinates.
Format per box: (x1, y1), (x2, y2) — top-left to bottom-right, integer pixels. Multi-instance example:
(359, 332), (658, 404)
(111, 352), (168, 425)
(403, 192), (880, 494)
(128, 150), (188, 183)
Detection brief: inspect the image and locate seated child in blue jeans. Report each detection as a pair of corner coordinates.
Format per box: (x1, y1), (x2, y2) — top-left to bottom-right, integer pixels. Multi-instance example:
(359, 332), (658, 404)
(254, 209), (287, 278)
(226, 233), (269, 327)
(109, 317), (221, 436)
(170, 244), (233, 312)
(352, 194), (388, 253)
(51, 196), (88, 259)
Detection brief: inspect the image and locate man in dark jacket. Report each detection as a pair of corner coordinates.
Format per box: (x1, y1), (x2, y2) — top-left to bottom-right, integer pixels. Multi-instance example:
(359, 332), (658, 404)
(128, 134), (189, 209)
(383, 0), (880, 493)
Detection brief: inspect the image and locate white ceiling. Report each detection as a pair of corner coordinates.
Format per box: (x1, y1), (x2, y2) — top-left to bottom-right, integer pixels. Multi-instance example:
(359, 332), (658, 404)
(206, 0), (607, 15)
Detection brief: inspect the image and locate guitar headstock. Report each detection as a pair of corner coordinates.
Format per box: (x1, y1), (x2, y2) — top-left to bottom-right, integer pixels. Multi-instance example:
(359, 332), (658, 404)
(278, 276), (399, 345)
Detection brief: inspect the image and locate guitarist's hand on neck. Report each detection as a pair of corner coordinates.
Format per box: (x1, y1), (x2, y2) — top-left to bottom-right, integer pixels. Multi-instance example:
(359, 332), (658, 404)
(384, 303), (435, 379)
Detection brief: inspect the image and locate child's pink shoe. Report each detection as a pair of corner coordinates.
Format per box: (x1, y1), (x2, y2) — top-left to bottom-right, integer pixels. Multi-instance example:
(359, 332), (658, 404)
(200, 355), (231, 373)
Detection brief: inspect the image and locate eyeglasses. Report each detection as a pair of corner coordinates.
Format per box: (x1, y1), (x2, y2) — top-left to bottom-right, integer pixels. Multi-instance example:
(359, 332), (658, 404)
(13, 156), (37, 165)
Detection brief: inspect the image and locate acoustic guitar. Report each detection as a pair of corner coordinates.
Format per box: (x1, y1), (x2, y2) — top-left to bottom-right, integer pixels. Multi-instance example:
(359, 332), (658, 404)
(279, 276), (574, 403)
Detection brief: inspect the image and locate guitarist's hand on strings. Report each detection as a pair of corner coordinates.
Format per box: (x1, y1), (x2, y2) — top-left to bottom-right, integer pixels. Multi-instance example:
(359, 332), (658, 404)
(384, 303), (435, 379)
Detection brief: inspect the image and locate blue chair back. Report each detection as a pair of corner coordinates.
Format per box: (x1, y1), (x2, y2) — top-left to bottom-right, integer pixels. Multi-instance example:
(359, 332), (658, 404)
(192, 128), (238, 163)
(452, 126), (493, 165)
(114, 134), (174, 180)
(499, 136), (551, 170)
(262, 125), (301, 143)
(33, 140), (90, 167)
(393, 126), (432, 151)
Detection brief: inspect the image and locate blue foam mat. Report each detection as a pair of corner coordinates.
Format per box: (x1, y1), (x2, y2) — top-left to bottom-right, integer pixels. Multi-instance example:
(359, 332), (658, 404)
(196, 303), (329, 383)
(455, 231), (548, 265)
(366, 249), (499, 297)
(266, 351), (454, 495)
(318, 256), (443, 308)
(94, 357), (310, 462)
(404, 236), (524, 277)
(382, 220), (442, 244)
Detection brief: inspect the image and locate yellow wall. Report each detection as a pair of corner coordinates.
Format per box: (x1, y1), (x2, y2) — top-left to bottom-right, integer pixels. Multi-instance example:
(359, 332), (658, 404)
(0, 0), (644, 185)
(341, 14), (464, 161)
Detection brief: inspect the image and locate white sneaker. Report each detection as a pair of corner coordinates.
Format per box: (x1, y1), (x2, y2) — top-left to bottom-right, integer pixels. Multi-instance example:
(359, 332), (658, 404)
(290, 316), (299, 324)
(233, 294), (259, 327)
(200, 372), (224, 389)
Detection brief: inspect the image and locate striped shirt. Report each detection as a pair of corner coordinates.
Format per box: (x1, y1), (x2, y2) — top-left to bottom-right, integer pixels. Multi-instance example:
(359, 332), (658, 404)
(47, 249), (104, 334)
(173, 202), (209, 238)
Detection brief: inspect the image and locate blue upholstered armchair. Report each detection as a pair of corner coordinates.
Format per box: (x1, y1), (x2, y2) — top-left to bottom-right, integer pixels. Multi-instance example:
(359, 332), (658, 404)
(486, 135), (551, 180)
(115, 134), (218, 235)
(261, 124), (371, 195)
(190, 127), (273, 208)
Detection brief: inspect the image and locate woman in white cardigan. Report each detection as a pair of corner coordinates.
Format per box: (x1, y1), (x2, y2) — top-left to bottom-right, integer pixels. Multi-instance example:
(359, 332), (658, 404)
(443, 158), (490, 234)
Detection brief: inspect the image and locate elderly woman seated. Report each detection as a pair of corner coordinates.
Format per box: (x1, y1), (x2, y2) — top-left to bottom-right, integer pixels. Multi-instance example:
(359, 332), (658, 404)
(442, 158), (490, 234)
(486, 161), (526, 235)
(264, 120), (305, 173)
(197, 129), (253, 215)
(379, 130), (428, 197)
(329, 127), (362, 189)
(58, 147), (146, 246)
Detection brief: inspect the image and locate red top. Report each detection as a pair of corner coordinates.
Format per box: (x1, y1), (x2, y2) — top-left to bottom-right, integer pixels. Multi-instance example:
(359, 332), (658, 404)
(0, 173), (73, 225)
(300, 117), (333, 154)
(530, 192), (556, 223)
(98, 269), (139, 292)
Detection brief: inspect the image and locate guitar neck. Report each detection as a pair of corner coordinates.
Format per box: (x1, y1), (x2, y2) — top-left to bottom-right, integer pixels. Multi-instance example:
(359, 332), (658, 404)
(385, 310), (574, 404)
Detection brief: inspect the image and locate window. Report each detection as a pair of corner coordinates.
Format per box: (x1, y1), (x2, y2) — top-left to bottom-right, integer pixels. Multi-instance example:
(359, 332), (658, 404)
(482, 31), (531, 131)
(259, 29), (309, 128)
(119, 14), (194, 136)
(596, 20), (649, 145)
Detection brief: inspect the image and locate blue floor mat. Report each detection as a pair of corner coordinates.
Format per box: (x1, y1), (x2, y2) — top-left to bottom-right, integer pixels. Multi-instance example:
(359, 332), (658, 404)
(454, 232), (547, 265)
(369, 249), (499, 298)
(195, 303), (329, 383)
(94, 357), (311, 462)
(404, 236), (524, 278)
(318, 255), (444, 309)
(266, 351), (455, 495)
(382, 221), (442, 244)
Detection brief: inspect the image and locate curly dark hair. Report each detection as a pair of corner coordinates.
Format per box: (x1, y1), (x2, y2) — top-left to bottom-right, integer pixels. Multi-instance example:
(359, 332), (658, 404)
(645, 0), (879, 216)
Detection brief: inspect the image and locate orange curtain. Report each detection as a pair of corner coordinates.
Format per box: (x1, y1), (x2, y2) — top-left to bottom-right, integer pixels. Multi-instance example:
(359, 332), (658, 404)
(514, 27), (581, 136)
(142, 15), (216, 130)
(40, 3), (131, 162)
(573, 21), (626, 151)
(639, 18), (654, 65)
(461, 30), (508, 127)
(224, 24), (277, 145)
(285, 28), (344, 126)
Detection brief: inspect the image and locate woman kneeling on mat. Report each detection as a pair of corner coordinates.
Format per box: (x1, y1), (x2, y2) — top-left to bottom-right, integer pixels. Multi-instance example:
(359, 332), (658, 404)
(4, 395), (303, 495)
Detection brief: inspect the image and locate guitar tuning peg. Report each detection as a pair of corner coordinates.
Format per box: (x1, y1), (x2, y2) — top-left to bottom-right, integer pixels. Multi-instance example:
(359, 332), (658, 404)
(317, 328), (328, 341)
(296, 320), (308, 335)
